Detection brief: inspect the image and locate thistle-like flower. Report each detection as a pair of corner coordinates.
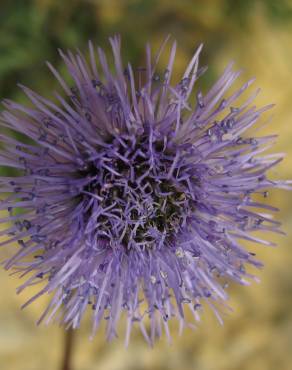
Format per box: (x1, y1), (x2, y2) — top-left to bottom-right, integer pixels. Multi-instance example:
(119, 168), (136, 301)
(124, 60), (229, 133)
(0, 36), (290, 345)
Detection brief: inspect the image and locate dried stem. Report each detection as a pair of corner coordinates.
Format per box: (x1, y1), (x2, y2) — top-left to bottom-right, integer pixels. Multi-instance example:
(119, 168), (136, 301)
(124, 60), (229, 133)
(61, 328), (75, 370)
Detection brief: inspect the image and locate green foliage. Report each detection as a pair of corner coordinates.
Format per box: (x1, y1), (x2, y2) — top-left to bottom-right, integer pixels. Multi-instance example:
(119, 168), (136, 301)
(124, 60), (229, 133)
(1, 0), (292, 99)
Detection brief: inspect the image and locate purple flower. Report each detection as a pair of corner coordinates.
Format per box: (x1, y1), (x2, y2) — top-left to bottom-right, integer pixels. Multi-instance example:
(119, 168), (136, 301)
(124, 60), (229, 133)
(0, 35), (291, 345)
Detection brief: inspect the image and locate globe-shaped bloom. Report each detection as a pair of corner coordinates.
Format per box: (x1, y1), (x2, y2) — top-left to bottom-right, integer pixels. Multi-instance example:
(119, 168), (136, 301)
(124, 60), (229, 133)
(0, 36), (291, 345)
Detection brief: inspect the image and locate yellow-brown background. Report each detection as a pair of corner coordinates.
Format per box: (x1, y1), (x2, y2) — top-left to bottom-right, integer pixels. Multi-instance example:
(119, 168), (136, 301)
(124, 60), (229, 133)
(0, 1), (292, 369)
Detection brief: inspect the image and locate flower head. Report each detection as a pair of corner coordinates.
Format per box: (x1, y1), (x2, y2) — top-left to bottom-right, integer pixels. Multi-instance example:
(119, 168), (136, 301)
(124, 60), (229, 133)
(0, 35), (290, 344)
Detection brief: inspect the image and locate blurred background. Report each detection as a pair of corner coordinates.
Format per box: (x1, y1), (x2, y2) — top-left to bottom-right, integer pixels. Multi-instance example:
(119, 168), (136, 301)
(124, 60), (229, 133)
(1, 0), (292, 369)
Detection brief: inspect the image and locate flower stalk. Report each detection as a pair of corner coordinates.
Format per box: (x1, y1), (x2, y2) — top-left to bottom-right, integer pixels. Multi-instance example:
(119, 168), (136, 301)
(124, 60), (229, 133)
(61, 329), (75, 370)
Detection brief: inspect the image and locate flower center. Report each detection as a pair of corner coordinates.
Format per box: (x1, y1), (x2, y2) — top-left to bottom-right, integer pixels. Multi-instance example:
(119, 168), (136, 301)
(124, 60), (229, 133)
(79, 130), (196, 250)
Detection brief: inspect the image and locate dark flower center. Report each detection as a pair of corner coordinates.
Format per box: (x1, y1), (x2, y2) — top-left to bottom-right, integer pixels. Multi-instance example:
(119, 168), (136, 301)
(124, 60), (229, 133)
(79, 129), (196, 250)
